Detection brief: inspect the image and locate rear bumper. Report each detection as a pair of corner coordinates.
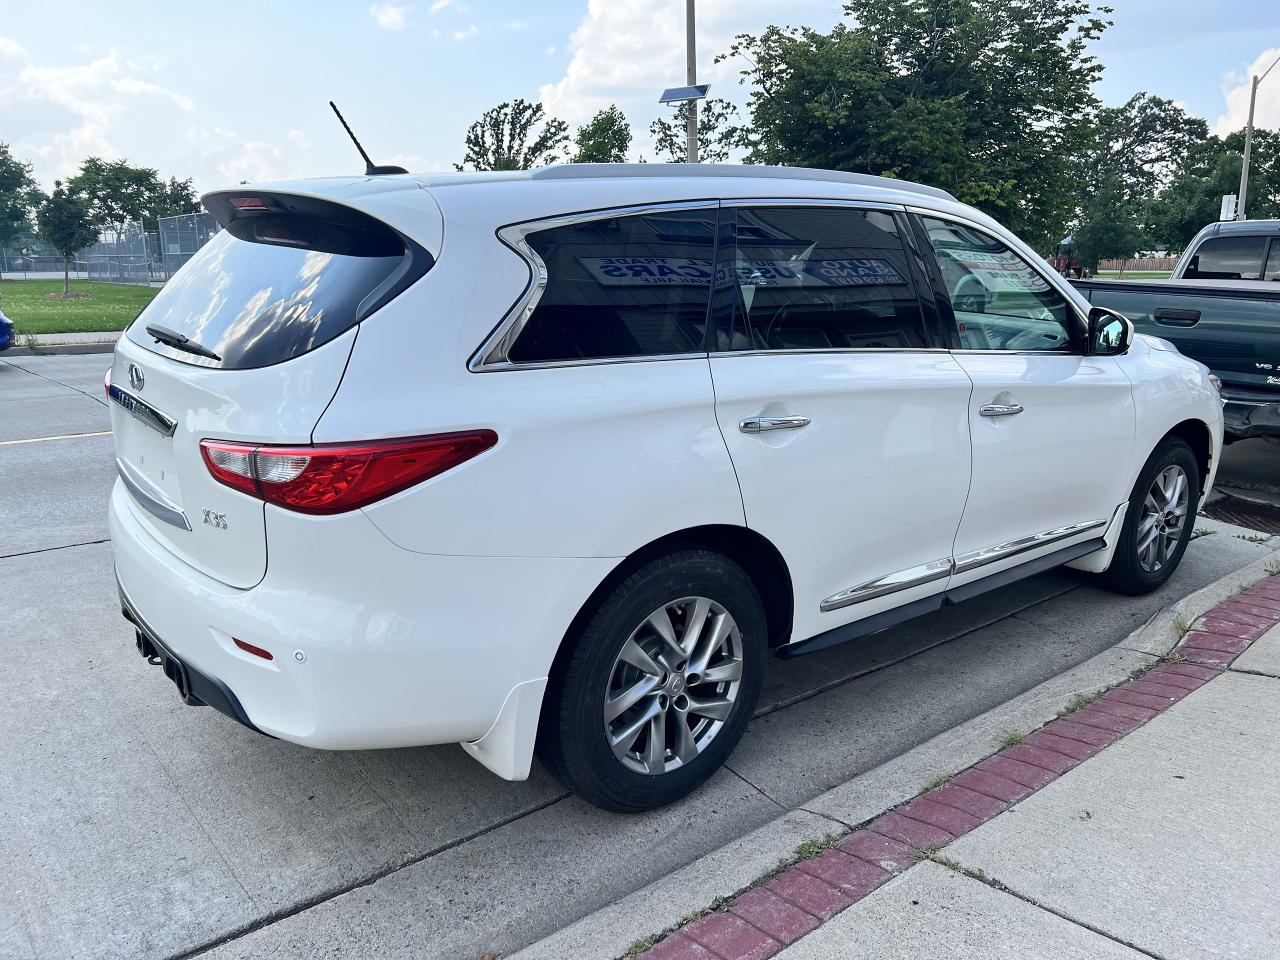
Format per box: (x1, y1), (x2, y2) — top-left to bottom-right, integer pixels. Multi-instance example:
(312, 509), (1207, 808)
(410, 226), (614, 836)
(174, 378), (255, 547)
(109, 478), (615, 753)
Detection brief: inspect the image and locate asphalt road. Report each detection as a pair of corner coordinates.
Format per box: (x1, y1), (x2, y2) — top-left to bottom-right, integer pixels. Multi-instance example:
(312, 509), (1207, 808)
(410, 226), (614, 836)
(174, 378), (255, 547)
(2, 353), (1276, 960)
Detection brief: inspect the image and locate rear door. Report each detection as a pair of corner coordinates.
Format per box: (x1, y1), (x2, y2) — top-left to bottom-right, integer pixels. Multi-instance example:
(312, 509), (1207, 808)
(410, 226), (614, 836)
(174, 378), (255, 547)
(912, 212), (1135, 588)
(708, 202), (973, 643)
(110, 191), (430, 587)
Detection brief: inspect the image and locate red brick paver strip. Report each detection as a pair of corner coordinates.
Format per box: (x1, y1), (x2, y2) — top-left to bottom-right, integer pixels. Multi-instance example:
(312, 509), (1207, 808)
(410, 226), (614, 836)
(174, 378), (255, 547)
(729, 888), (820, 945)
(637, 575), (1280, 960)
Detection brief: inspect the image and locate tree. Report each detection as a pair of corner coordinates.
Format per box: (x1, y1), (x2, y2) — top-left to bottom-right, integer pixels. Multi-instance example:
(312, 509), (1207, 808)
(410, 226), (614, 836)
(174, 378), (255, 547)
(152, 176), (201, 223)
(572, 105), (633, 163)
(456, 99), (569, 171)
(66, 157), (163, 242)
(1073, 179), (1144, 270)
(36, 181), (97, 296)
(1084, 93), (1208, 203)
(725, 0), (1112, 247)
(649, 98), (743, 163)
(1145, 129), (1280, 250)
(0, 142), (44, 280)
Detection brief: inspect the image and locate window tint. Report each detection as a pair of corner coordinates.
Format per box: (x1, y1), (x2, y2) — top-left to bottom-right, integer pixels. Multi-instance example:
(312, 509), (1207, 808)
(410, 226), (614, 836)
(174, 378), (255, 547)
(1264, 240), (1280, 282)
(1185, 235), (1267, 280)
(507, 209), (716, 363)
(714, 206), (926, 351)
(127, 221), (410, 370)
(921, 217), (1074, 352)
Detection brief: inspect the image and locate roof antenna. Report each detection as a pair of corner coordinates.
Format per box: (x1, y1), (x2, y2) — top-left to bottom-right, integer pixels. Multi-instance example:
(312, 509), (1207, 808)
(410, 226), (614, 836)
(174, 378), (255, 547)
(329, 101), (408, 176)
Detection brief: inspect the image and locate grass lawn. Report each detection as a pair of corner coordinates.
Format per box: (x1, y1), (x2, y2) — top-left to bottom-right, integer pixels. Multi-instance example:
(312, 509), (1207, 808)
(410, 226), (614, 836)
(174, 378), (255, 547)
(1094, 270), (1171, 280)
(0, 278), (159, 335)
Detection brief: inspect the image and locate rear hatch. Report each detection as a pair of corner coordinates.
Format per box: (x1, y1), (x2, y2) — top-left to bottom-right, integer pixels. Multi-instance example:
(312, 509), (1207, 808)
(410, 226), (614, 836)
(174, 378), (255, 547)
(110, 187), (432, 588)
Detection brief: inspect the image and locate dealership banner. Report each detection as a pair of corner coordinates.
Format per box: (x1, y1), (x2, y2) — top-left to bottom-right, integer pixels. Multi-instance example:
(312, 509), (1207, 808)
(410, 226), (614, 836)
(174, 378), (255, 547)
(578, 256), (907, 287)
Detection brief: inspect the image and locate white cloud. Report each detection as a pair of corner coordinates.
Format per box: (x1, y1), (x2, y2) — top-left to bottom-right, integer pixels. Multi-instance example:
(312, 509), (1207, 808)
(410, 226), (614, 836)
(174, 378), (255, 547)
(0, 34), (25, 58)
(1215, 48), (1280, 136)
(452, 25), (478, 42)
(370, 3), (410, 31)
(545, 45), (556, 56)
(538, 0), (840, 158)
(505, 20), (530, 31)
(428, 0), (456, 12)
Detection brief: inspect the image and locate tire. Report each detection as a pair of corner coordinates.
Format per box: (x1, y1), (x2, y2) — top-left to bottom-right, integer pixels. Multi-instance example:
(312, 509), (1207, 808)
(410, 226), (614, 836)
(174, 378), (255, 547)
(538, 549), (767, 813)
(1098, 437), (1200, 595)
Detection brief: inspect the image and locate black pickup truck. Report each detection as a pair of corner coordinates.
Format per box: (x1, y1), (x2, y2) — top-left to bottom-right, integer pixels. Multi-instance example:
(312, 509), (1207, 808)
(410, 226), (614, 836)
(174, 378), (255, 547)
(1073, 278), (1280, 440)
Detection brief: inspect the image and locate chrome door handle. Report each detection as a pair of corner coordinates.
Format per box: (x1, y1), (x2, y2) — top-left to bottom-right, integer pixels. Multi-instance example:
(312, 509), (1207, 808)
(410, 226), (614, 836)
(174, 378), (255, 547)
(979, 402), (1024, 418)
(739, 415), (811, 433)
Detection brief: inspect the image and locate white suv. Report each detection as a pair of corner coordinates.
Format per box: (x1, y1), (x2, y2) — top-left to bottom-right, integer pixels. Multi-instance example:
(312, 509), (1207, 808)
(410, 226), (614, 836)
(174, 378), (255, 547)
(109, 165), (1223, 811)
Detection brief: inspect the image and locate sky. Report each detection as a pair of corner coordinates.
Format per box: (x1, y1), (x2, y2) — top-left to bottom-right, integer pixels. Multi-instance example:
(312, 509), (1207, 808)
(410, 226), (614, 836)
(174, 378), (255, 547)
(1, 0), (1278, 193)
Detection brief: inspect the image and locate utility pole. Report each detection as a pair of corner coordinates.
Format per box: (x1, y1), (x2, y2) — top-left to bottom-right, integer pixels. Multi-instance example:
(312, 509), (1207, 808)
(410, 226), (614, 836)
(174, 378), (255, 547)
(685, 0), (698, 163)
(1237, 51), (1280, 220)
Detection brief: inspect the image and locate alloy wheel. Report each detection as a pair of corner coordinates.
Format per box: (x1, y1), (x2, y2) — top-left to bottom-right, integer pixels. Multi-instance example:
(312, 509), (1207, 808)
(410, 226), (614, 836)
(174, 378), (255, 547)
(1137, 464), (1189, 573)
(603, 596), (744, 775)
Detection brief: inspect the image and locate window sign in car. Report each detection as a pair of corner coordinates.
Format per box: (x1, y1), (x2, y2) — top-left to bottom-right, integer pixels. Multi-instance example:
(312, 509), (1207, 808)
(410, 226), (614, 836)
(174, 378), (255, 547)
(714, 206), (927, 352)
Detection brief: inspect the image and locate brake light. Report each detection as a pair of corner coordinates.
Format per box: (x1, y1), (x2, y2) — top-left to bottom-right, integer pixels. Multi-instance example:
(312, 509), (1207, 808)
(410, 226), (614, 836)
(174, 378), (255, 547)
(229, 196), (269, 210)
(200, 432), (498, 514)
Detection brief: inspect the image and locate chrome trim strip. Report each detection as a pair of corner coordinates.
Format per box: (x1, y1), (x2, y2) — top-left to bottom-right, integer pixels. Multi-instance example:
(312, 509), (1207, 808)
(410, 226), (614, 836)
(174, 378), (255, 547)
(718, 198), (906, 211)
(952, 519), (1107, 574)
(739, 415), (811, 433)
(468, 200), (720, 372)
(708, 347), (952, 358)
(108, 384), (177, 438)
(117, 459), (191, 531)
(819, 518), (1109, 612)
(820, 558), (952, 612)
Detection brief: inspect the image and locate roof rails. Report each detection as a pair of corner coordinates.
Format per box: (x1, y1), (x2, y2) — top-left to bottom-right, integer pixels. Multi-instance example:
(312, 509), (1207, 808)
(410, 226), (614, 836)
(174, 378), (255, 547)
(526, 163), (957, 202)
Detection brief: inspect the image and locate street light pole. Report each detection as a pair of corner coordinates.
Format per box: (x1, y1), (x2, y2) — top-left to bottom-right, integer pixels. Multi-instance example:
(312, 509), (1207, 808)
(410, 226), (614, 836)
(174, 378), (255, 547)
(1237, 51), (1280, 220)
(685, 0), (698, 163)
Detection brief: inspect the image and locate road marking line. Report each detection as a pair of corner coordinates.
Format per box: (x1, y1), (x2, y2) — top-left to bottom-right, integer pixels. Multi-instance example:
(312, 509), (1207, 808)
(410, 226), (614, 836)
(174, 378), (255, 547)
(0, 430), (112, 446)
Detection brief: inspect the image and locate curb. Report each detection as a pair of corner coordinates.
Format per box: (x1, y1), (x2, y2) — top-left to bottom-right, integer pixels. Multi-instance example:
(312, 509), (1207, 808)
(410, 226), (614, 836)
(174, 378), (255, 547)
(5, 339), (118, 357)
(509, 548), (1280, 960)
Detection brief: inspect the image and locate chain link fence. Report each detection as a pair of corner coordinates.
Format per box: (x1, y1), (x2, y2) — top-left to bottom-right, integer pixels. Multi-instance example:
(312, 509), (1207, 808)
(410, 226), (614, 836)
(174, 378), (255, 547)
(1, 212), (222, 285)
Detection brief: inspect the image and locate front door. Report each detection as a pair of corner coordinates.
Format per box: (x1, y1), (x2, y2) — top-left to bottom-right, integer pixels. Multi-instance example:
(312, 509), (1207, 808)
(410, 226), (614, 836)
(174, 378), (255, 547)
(708, 203), (974, 644)
(912, 213), (1136, 589)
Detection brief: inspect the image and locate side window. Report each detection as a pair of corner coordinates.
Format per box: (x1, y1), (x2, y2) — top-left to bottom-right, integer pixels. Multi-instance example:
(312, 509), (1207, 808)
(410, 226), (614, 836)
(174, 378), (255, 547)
(1264, 239), (1280, 282)
(715, 206), (927, 352)
(920, 217), (1075, 352)
(1185, 236), (1266, 280)
(507, 208), (717, 364)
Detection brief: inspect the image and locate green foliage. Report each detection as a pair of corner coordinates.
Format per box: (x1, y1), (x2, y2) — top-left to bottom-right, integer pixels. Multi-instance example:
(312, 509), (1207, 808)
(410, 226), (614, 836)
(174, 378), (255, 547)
(0, 142), (44, 274)
(650, 98), (743, 163)
(456, 99), (569, 171)
(1145, 129), (1280, 250)
(725, 0), (1112, 247)
(0, 279), (157, 333)
(36, 181), (98, 294)
(66, 157), (164, 237)
(1073, 178), (1144, 269)
(572, 105), (633, 163)
(1084, 93), (1208, 203)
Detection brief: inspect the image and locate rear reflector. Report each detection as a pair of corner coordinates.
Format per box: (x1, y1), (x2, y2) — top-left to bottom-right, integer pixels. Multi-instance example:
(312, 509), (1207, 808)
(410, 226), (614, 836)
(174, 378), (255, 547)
(200, 431), (498, 514)
(233, 638), (274, 660)
(104, 366), (111, 399)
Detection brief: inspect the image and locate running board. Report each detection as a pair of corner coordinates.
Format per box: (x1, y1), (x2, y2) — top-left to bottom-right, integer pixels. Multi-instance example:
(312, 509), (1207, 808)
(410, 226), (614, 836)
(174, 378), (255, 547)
(776, 537), (1106, 659)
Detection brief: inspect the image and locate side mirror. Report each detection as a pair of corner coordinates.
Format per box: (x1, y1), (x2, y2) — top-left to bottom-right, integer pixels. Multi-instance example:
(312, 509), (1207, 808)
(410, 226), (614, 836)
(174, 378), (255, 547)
(1088, 306), (1133, 356)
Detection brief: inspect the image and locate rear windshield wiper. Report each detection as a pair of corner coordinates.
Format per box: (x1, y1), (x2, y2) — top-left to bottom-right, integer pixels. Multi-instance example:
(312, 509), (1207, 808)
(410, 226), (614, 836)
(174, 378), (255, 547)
(146, 324), (222, 362)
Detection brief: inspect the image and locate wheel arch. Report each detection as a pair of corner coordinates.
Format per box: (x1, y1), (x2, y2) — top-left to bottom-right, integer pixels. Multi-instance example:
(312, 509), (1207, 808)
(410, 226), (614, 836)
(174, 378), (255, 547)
(1165, 417), (1213, 496)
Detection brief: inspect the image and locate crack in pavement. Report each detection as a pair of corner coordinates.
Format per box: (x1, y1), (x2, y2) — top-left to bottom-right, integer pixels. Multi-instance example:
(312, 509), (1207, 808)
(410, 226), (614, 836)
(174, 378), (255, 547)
(1, 356), (109, 407)
(1, 538), (111, 561)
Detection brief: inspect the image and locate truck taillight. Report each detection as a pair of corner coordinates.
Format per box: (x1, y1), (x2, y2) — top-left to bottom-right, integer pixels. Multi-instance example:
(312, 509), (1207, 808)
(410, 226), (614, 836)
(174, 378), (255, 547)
(200, 432), (498, 514)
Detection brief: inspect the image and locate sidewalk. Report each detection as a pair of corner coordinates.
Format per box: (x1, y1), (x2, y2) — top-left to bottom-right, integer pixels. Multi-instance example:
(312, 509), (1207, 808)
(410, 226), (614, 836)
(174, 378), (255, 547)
(632, 577), (1280, 960)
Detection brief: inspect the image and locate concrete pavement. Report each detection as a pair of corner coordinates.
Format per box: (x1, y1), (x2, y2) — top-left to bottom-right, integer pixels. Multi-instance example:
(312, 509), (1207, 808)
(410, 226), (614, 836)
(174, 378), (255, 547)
(4, 353), (1280, 960)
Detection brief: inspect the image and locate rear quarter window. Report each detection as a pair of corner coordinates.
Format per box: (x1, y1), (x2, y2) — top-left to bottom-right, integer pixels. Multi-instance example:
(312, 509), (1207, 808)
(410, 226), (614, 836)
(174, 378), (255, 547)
(1184, 235), (1267, 280)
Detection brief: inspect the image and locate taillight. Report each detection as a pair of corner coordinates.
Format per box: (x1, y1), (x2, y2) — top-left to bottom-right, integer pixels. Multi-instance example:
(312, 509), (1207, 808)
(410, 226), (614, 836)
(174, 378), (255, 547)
(199, 432), (498, 514)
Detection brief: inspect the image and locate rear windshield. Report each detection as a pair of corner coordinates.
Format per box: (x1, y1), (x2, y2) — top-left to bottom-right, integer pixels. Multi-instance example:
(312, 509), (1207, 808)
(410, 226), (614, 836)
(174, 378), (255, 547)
(127, 216), (412, 370)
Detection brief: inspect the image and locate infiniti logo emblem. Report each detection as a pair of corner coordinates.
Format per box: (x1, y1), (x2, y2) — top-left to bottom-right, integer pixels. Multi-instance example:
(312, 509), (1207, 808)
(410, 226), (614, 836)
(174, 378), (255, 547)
(128, 363), (145, 391)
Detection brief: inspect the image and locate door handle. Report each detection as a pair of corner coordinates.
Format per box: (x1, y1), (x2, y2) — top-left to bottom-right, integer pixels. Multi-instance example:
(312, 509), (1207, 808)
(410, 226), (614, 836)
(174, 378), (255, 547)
(979, 402), (1024, 418)
(739, 415), (811, 433)
(1153, 307), (1200, 326)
